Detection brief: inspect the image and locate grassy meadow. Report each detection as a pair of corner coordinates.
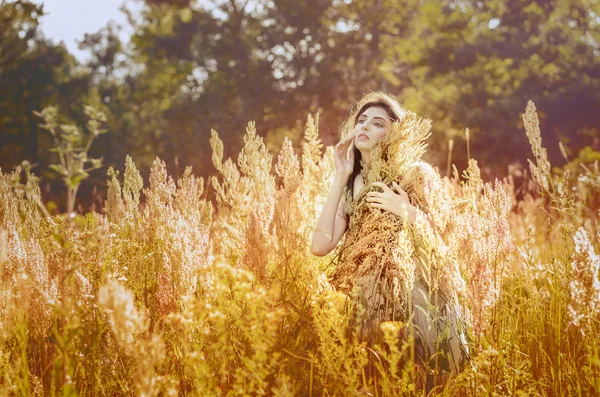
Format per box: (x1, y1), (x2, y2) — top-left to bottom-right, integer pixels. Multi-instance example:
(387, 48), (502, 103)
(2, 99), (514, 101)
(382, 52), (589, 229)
(0, 101), (599, 396)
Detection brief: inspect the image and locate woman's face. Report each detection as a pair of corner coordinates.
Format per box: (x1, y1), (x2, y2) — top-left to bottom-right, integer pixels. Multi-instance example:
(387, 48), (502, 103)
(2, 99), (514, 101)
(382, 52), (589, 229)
(353, 106), (393, 151)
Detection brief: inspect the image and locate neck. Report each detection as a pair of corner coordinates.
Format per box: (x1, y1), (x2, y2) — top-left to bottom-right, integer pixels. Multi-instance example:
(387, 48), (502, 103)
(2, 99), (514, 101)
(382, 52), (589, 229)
(360, 150), (371, 166)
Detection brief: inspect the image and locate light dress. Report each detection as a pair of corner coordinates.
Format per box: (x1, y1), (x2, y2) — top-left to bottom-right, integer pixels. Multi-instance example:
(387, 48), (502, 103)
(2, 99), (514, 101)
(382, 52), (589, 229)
(329, 156), (470, 381)
(330, 167), (469, 374)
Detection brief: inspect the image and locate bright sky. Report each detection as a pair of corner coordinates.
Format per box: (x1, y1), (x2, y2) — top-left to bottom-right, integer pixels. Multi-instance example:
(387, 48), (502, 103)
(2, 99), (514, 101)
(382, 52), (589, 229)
(36, 0), (141, 62)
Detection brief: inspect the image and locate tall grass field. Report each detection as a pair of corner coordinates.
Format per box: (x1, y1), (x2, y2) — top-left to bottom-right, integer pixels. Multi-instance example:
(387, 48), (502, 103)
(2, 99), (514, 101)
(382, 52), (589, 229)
(0, 101), (599, 396)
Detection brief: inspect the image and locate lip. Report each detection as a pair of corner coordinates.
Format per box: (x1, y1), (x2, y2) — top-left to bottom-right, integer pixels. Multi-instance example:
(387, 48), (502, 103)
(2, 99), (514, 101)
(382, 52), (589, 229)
(357, 133), (369, 140)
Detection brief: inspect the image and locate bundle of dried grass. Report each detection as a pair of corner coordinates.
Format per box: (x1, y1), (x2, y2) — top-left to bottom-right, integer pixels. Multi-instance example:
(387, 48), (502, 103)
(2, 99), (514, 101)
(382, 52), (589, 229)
(330, 110), (436, 341)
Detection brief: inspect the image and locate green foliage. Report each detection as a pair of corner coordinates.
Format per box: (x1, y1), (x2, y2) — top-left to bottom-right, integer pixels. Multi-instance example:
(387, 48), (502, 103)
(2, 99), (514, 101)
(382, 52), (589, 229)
(3, 0), (600, 195)
(34, 105), (107, 216)
(0, 1), (92, 172)
(394, 0), (600, 172)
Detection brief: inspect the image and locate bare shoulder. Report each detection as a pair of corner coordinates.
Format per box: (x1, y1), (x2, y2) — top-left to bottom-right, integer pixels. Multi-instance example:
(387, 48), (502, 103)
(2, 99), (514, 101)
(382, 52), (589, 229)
(406, 161), (441, 210)
(410, 161), (437, 179)
(407, 161), (442, 197)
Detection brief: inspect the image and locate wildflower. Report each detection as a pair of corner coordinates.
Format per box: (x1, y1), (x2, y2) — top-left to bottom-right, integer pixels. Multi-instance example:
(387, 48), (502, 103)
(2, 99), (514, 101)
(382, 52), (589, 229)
(123, 155), (144, 217)
(209, 123), (276, 280)
(105, 169), (125, 222)
(568, 227), (600, 330)
(275, 137), (301, 193)
(98, 279), (146, 351)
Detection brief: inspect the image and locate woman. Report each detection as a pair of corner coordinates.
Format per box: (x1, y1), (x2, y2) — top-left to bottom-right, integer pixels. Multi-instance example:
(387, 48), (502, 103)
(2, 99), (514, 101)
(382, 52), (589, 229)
(311, 91), (469, 387)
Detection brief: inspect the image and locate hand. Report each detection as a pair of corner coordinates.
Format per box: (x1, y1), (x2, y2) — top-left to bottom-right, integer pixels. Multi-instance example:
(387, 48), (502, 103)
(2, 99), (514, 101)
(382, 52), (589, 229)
(334, 135), (355, 179)
(367, 181), (417, 221)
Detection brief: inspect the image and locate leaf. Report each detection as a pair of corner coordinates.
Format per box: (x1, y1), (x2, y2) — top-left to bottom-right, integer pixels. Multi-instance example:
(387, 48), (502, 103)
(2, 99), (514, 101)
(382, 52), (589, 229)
(49, 164), (68, 176)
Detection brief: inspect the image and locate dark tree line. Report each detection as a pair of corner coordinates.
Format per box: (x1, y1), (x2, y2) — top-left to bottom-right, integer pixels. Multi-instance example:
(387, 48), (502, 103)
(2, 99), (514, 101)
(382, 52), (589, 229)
(1, 0), (599, 210)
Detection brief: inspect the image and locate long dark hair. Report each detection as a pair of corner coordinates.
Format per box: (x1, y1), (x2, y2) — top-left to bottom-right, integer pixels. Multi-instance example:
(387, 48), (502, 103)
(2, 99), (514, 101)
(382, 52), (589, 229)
(340, 92), (407, 198)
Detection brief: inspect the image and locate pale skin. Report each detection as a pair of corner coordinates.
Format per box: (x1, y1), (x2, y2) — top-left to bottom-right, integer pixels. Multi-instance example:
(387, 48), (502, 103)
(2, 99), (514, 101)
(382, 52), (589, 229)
(311, 106), (422, 257)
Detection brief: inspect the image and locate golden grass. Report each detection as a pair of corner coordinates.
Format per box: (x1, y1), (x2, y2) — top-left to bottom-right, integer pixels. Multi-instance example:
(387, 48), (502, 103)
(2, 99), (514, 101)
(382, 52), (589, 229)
(0, 101), (598, 396)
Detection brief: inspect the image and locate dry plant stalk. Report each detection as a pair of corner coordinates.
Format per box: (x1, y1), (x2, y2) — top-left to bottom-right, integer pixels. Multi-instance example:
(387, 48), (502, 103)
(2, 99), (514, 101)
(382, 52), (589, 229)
(0, 99), (599, 396)
(331, 110), (444, 341)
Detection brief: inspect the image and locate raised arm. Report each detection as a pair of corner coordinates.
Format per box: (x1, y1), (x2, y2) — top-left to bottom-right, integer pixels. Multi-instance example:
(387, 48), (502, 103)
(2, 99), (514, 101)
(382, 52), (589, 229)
(311, 135), (355, 256)
(311, 177), (349, 256)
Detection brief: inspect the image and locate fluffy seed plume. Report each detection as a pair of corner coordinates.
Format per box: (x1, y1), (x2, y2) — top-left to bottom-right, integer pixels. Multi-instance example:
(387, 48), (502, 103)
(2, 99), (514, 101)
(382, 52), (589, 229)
(522, 100), (551, 192)
(568, 227), (600, 331)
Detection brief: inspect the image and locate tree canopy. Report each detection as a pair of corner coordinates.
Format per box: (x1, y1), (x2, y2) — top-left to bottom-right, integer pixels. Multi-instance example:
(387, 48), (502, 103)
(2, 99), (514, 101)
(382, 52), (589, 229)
(1, 0), (599, 207)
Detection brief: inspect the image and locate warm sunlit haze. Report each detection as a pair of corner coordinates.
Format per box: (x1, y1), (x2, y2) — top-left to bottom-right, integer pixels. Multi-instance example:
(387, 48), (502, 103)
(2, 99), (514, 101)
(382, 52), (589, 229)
(1, 0), (599, 395)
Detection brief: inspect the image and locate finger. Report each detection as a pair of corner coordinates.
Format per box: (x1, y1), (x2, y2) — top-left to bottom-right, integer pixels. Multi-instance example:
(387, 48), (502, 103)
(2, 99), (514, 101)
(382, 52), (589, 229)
(335, 141), (348, 152)
(392, 181), (408, 196)
(392, 181), (405, 191)
(366, 197), (383, 204)
(335, 136), (352, 148)
(369, 202), (384, 209)
(335, 137), (347, 147)
(372, 182), (391, 192)
(335, 139), (351, 156)
(341, 139), (351, 158)
(394, 184), (409, 200)
(346, 141), (354, 159)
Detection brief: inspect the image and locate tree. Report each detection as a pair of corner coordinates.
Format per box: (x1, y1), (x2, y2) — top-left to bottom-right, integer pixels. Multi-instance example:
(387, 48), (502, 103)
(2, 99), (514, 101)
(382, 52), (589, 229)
(0, 0), (92, 178)
(384, 0), (600, 174)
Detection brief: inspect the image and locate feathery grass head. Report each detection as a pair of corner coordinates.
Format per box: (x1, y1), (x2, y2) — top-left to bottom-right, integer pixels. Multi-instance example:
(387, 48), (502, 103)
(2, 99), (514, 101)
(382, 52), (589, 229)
(367, 111), (432, 187)
(523, 100), (551, 192)
(568, 227), (600, 331)
(98, 279), (147, 351)
(2, 100), (600, 395)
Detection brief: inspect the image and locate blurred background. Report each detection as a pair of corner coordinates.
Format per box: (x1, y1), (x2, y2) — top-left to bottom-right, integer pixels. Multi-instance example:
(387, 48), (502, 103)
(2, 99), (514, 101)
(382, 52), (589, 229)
(1, 0), (599, 211)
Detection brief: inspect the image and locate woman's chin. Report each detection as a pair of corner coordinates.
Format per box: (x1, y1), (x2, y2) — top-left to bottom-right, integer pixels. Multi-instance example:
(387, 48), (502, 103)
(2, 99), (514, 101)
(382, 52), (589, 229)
(354, 140), (372, 150)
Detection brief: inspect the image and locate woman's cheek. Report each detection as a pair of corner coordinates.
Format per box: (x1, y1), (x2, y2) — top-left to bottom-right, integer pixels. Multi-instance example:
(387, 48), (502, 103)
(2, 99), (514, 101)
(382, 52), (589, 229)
(372, 130), (386, 142)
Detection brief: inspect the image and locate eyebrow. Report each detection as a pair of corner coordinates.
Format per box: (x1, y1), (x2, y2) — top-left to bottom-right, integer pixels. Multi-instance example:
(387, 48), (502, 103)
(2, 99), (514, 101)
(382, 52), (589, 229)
(358, 115), (388, 122)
